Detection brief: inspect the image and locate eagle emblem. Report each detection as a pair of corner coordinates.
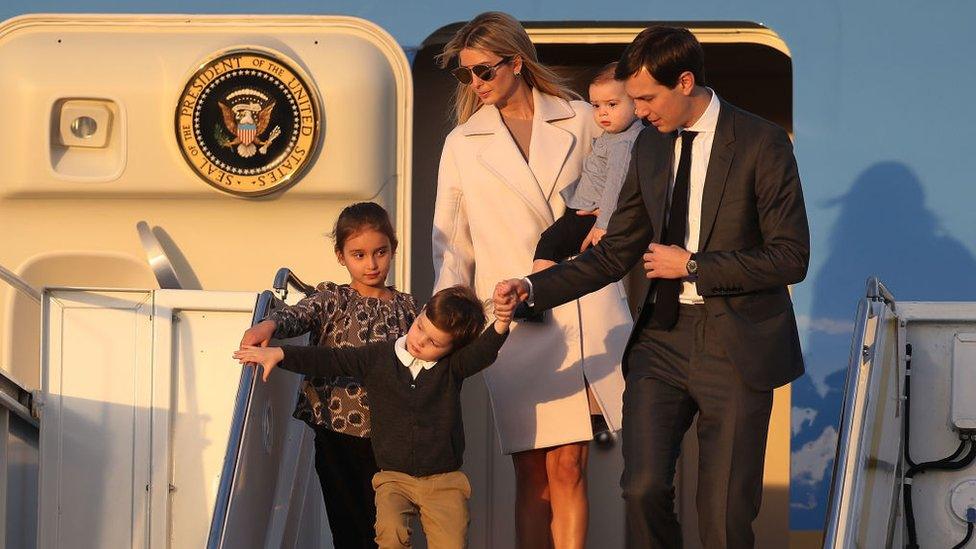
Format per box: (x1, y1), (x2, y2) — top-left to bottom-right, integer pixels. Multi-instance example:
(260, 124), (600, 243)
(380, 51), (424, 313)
(216, 89), (282, 158)
(176, 49), (320, 196)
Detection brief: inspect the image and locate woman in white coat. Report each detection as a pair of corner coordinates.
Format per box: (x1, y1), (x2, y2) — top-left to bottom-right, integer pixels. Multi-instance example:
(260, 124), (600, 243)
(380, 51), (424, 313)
(432, 12), (631, 549)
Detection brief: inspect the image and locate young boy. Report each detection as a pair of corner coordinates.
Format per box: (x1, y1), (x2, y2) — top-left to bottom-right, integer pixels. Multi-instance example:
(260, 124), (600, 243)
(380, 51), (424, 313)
(532, 62), (643, 272)
(234, 284), (514, 549)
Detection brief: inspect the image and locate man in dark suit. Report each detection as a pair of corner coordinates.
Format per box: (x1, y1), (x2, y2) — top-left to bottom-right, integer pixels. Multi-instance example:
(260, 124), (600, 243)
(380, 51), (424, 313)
(496, 26), (809, 548)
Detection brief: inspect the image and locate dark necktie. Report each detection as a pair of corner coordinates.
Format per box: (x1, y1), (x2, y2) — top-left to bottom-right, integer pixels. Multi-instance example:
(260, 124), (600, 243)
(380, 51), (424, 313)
(651, 130), (697, 329)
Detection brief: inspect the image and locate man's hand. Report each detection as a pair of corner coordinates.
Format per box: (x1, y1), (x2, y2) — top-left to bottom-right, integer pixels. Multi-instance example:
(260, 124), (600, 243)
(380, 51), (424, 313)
(240, 319), (276, 349)
(233, 346), (285, 382)
(581, 227), (607, 251)
(643, 243), (692, 279)
(496, 278), (530, 303)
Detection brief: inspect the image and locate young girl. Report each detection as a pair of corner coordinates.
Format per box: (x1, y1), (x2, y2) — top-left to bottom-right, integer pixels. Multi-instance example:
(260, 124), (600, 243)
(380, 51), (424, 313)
(238, 202), (417, 549)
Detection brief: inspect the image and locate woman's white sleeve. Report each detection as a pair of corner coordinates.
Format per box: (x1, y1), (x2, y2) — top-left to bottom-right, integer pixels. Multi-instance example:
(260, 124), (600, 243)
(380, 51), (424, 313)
(431, 140), (475, 292)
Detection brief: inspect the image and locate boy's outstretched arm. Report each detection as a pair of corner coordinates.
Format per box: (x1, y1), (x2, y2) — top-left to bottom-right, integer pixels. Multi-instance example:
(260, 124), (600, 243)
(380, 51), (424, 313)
(279, 343), (376, 380)
(234, 342), (377, 382)
(234, 346), (284, 382)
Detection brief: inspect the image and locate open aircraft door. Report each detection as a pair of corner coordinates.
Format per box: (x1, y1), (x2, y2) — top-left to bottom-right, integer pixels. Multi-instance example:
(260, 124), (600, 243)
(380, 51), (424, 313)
(0, 14), (412, 549)
(0, 13), (413, 413)
(825, 278), (976, 548)
(38, 286), (322, 548)
(37, 277), (341, 548)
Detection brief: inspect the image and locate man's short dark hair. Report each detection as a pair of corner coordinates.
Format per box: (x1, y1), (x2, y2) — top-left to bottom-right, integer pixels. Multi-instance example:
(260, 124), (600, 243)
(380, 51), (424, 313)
(425, 285), (486, 349)
(615, 26), (705, 88)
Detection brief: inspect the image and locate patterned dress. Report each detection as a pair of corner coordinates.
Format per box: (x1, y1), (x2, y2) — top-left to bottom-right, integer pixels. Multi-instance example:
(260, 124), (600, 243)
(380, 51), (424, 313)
(268, 282), (417, 437)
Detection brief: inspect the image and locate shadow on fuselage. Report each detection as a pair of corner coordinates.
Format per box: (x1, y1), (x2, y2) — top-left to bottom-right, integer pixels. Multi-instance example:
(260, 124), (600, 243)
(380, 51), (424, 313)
(791, 160), (976, 528)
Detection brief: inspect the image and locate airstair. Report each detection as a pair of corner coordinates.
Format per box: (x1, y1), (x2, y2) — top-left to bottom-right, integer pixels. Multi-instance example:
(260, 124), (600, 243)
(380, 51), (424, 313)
(824, 277), (976, 548)
(0, 265), (335, 548)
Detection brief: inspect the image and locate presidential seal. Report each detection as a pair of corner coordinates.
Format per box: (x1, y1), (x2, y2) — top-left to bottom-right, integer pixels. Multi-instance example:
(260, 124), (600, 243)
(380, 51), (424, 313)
(176, 49), (320, 196)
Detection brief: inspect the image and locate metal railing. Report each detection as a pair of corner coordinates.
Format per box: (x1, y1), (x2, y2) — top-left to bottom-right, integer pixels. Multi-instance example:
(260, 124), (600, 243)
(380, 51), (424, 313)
(0, 263), (40, 424)
(823, 276), (898, 548)
(272, 267), (317, 300)
(0, 263), (41, 549)
(0, 263), (40, 304)
(0, 373), (36, 428)
(865, 276), (895, 311)
(206, 267), (316, 548)
(206, 289), (276, 549)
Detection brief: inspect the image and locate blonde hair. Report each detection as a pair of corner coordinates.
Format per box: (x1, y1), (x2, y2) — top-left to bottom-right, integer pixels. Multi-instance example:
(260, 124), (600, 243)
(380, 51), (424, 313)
(436, 12), (578, 124)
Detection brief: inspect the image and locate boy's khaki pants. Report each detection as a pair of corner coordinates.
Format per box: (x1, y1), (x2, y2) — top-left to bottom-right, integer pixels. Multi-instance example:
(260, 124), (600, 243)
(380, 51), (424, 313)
(371, 470), (471, 548)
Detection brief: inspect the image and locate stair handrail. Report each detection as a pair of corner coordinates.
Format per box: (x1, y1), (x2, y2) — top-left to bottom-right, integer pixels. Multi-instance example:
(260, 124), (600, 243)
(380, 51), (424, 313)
(0, 263), (40, 304)
(206, 289), (275, 549)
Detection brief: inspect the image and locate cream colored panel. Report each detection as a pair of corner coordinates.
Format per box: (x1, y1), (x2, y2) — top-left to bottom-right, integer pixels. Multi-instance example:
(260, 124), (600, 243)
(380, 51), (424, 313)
(0, 15), (413, 396)
(39, 289), (153, 549)
(166, 308), (255, 547)
(0, 15), (409, 199)
(2, 252), (155, 392)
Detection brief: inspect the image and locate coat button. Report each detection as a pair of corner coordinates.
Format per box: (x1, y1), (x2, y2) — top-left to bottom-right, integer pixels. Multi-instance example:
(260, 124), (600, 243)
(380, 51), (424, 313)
(410, 384), (416, 389)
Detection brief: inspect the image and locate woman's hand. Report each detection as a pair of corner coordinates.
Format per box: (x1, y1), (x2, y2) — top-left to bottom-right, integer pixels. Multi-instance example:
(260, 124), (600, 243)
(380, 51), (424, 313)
(233, 346), (285, 382)
(240, 319), (276, 349)
(580, 227), (607, 251)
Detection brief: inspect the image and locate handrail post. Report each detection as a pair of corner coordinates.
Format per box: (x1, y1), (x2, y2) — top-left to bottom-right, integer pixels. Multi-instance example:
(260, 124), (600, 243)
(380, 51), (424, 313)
(271, 268), (316, 301)
(206, 290), (275, 549)
(865, 275), (896, 311)
(0, 264), (40, 304)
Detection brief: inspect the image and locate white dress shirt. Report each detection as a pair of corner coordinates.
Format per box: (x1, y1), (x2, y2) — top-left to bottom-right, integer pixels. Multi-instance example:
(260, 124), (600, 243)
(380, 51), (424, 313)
(670, 89), (721, 305)
(393, 336), (437, 379)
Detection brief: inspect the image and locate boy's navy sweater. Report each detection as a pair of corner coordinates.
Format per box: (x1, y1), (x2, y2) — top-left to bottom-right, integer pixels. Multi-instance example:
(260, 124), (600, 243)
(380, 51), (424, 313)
(281, 326), (508, 477)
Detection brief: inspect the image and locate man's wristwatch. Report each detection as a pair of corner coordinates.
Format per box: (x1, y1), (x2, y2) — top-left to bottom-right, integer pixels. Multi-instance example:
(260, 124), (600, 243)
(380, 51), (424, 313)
(685, 254), (698, 277)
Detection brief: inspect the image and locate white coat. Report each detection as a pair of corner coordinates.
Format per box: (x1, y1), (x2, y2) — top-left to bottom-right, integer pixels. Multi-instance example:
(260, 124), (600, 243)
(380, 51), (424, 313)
(432, 88), (631, 454)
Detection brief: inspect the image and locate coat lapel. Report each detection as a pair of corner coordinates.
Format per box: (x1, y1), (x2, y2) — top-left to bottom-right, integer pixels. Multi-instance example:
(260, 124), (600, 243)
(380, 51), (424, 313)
(698, 101), (736, 249)
(465, 104), (553, 225)
(528, 88), (576, 202)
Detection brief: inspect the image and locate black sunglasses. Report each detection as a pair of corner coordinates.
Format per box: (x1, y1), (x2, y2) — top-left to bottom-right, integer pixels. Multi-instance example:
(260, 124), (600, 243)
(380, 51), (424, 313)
(451, 57), (512, 85)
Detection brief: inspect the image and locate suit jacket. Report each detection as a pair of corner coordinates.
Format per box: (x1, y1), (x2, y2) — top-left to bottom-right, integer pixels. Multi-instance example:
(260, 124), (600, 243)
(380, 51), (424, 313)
(528, 99), (809, 390)
(432, 88), (630, 452)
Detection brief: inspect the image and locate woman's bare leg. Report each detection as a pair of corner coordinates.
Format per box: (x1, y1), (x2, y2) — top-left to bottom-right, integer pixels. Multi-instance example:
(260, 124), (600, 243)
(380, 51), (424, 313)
(546, 442), (590, 549)
(513, 449), (553, 549)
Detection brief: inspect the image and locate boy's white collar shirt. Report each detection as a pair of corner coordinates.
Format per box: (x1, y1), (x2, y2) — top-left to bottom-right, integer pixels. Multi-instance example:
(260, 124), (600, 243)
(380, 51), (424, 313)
(394, 336), (437, 379)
